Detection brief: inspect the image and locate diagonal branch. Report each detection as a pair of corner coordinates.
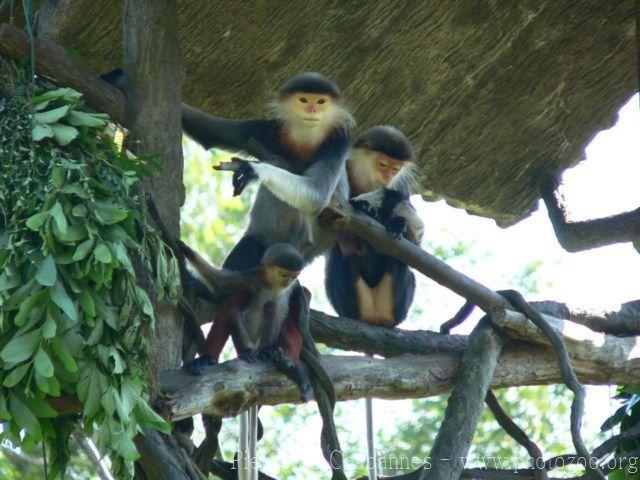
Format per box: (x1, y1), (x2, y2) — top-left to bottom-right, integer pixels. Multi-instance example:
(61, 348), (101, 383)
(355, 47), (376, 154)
(539, 174), (640, 252)
(419, 317), (505, 480)
(319, 199), (508, 313)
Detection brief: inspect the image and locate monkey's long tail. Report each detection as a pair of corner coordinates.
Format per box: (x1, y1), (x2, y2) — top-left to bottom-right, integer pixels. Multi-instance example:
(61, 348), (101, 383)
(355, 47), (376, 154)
(295, 285), (347, 480)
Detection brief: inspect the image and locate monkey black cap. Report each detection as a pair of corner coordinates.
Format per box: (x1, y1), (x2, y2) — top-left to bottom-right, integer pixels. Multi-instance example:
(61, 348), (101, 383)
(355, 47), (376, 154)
(278, 72), (342, 99)
(262, 243), (304, 272)
(354, 125), (415, 161)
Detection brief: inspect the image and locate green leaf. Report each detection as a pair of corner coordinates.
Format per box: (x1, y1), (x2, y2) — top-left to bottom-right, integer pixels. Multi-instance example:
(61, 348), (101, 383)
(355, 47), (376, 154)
(31, 88), (81, 104)
(50, 338), (78, 373)
(14, 290), (45, 326)
(34, 348), (54, 378)
(49, 281), (76, 321)
(35, 105), (70, 124)
(23, 395), (58, 418)
(135, 399), (171, 434)
(52, 167), (66, 189)
(1, 329), (41, 363)
(50, 202), (68, 234)
(94, 243), (112, 264)
(35, 255), (57, 287)
(51, 123), (79, 146)
(0, 268), (20, 292)
(83, 368), (102, 418)
(25, 211), (49, 231)
(42, 313), (57, 339)
(10, 395), (41, 438)
(53, 223), (86, 242)
(32, 124), (54, 141)
(91, 201), (128, 225)
(3, 363), (31, 388)
(78, 288), (95, 317)
(67, 110), (108, 127)
(71, 204), (88, 217)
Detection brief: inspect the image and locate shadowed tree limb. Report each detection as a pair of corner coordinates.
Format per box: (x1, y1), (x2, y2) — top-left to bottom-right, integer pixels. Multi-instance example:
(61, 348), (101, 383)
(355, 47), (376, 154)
(419, 317), (505, 480)
(539, 174), (640, 252)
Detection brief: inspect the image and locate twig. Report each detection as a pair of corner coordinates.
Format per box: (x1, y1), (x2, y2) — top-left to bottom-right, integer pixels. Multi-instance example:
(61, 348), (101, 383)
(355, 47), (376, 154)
(72, 431), (114, 480)
(485, 391), (547, 480)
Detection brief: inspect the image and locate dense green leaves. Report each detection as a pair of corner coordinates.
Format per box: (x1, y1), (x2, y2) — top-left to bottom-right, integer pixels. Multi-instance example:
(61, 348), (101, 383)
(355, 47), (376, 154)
(0, 72), (177, 479)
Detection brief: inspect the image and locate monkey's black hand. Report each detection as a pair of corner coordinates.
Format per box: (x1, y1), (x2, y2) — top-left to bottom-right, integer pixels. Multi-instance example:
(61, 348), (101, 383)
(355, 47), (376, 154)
(274, 357), (313, 402)
(213, 159), (258, 196)
(239, 348), (258, 363)
(350, 198), (378, 218)
(385, 216), (407, 240)
(257, 345), (284, 363)
(183, 355), (217, 376)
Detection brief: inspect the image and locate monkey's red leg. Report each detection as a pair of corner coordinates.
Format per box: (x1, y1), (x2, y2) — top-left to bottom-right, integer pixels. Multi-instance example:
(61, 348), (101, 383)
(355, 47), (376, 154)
(185, 293), (250, 375)
(277, 307), (303, 360)
(201, 306), (234, 361)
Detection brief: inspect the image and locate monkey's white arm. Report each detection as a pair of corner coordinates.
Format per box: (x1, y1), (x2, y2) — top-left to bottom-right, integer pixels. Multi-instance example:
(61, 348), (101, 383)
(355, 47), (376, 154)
(252, 160), (343, 215)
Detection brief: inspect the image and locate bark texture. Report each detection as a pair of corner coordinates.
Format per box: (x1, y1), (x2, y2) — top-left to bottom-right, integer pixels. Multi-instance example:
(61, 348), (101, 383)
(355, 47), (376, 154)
(3, 0), (635, 225)
(122, 0), (185, 380)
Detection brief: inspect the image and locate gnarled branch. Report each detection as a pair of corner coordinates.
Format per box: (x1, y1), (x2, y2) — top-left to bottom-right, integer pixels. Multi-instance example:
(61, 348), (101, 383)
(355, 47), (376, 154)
(539, 175), (640, 252)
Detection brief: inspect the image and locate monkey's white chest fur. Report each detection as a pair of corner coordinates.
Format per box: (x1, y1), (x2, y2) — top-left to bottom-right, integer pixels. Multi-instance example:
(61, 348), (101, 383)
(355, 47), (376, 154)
(242, 285), (292, 349)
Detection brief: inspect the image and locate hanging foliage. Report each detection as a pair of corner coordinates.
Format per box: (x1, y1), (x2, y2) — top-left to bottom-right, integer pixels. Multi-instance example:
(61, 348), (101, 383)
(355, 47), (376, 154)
(0, 60), (179, 478)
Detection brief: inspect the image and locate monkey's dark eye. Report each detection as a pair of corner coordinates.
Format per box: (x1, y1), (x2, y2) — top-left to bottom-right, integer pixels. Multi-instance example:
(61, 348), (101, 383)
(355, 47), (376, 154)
(299, 97), (308, 103)
(317, 99), (326, 104)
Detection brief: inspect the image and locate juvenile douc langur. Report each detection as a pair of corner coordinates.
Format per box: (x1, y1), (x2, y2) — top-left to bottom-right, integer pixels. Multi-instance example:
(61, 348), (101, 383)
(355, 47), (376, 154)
(325, 125), (424, 327)
(181, 242), (309, 480)
(180, 73), (353, 480)
(179, 242), (312, 400)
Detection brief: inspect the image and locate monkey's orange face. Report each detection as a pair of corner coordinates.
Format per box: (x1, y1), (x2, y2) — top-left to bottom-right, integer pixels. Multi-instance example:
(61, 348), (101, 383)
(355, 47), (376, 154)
(263, 264), (301, 290)
(371, 152), (405, 185)
(289, 92), (334, 126)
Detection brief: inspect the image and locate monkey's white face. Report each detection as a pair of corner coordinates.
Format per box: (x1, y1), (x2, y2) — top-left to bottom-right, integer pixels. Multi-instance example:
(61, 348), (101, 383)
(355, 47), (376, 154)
(289, 92), (333, 127)
(263, 264), (300, 290)
(348, 148), (407, 193)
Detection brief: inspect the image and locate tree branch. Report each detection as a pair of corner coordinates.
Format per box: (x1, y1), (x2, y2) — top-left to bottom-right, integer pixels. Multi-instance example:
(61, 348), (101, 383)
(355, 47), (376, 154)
(319, 200), (508, 313)
(531, 300), (640, 336)
(539, 174), (640, 252)
(0, 23), (125, 123)
(157, 334), (640, 421)
(309, 309), (468, 356)
(420, 317), (505, 480)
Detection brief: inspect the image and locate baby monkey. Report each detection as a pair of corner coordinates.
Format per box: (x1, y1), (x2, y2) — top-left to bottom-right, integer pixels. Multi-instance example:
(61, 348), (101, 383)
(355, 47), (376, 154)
(182, 242), (311, 400)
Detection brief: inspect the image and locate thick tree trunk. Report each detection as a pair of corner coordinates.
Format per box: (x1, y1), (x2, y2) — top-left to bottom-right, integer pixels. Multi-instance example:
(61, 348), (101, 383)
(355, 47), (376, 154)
(118, 1), (191, 480)
(122, 0), (185, 387)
